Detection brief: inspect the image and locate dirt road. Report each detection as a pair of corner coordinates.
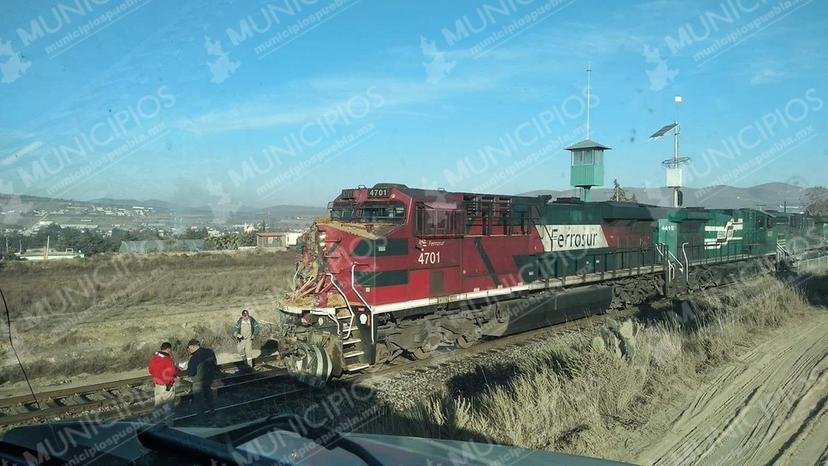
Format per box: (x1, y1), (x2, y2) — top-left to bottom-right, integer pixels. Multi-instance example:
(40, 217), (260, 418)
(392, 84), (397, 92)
(637, 310), (828, 466)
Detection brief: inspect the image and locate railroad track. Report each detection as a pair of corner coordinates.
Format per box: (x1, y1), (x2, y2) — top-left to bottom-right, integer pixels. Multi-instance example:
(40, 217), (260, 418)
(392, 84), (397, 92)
(0, 355), (289, 427)
(0, 306), (625, 430)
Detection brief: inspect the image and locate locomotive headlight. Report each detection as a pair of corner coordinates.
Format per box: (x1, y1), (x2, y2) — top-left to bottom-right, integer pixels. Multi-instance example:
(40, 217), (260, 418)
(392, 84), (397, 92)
(359, 313), (368, 325)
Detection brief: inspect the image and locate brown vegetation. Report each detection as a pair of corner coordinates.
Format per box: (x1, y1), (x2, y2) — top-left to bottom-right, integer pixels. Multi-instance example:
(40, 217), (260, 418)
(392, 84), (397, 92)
(362, 274), (819, 460)
(0, 250), (297, 386)
(0, 250), (296, 319)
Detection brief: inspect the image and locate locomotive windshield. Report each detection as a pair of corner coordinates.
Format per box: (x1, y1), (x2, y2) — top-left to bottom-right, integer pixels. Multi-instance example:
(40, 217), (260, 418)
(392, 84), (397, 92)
(331, 201), (406, 224)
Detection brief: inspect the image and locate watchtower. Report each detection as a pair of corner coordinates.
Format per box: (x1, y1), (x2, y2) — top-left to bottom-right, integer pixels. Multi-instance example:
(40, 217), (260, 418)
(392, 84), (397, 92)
(565, 65), (610, 202)
(565, 139), (610, 202)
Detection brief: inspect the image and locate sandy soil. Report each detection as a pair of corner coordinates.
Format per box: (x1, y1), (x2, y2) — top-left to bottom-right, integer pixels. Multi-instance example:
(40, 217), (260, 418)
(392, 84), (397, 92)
(634, 309), (828, 466)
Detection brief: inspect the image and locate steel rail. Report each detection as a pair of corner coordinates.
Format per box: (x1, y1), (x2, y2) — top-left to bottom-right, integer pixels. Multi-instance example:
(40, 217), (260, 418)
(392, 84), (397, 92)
(0, 355), (284, 426)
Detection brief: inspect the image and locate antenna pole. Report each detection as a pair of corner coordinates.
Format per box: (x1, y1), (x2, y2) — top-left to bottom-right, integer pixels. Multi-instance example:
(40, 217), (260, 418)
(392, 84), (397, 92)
(673, 96), (680, 166)
(672, 96), (683, 208)
(673, 122), (679, 166)
(586, 64), (592, 139)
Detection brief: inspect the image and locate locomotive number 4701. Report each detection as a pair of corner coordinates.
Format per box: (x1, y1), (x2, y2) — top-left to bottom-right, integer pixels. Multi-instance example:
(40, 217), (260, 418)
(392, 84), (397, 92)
(417, 251), (441, 265)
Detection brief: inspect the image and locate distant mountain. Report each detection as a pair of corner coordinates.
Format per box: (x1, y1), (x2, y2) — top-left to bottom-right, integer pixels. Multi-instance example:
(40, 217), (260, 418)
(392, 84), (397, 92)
(521, 182), (810, 210)
(88, 198), (174, 210)
(258, 205), (327, 217)
(1, 183), (814, 229)
(46, 197), (324, 216)
(0, 192), (327, 228)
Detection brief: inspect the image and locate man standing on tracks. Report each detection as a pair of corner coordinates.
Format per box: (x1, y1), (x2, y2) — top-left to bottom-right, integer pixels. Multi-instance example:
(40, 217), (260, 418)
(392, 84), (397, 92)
(148, 342), (179, 412)
(185, 338), (218, 416)
(233, 309), (260, 367)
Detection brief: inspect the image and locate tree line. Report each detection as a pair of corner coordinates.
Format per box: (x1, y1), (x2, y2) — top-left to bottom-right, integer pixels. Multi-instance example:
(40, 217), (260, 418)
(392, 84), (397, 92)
(1, 225), (258, 259)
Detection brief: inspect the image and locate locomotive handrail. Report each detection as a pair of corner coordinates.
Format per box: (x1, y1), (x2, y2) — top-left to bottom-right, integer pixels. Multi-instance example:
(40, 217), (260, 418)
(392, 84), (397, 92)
(681, 242), (690, 281)
(529, 204), (554, 248)
(351, 263), (376, 344)
(669, 252), (683, 271)
(326, 272), (354, 340)
(655, 243), (676, 281)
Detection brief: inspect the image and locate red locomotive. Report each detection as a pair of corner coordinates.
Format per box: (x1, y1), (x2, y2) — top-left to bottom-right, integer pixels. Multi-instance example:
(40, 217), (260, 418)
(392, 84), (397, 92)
(278, 183), (709, 383)
(277, 182), (828, 384)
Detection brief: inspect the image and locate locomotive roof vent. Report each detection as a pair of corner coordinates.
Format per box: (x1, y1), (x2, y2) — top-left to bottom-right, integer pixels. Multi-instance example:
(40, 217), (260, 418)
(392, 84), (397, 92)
(553, 197), (584, 204)
(372, 183), (408, 189)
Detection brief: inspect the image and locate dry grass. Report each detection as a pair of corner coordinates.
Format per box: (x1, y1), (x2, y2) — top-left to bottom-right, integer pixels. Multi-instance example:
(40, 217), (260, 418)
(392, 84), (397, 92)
(0, 250), (296, 385)
(361, 275), (814, 458)
(0, 250), (296, 319)
(0, 325), (246, 384)
(0, 338), (156, 383)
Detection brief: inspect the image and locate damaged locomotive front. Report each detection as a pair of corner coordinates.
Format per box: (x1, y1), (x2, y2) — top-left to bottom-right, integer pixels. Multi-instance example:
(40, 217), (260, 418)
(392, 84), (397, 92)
(276, 185), (410, 385)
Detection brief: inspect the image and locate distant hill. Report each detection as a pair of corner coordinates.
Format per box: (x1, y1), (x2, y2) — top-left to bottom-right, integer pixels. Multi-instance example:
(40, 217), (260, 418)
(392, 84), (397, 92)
(258, 205), (327, 217)
(521, 182), (810, 211)
(5, 194), (326, 217)
(89, 197), (174, 210)
(1, 183), (815, 229)
(0, 193), (327, 228)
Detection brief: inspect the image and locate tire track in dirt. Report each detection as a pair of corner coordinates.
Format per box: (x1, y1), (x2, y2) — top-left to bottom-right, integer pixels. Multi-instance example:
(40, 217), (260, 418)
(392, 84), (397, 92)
(638, 311), (828, 466)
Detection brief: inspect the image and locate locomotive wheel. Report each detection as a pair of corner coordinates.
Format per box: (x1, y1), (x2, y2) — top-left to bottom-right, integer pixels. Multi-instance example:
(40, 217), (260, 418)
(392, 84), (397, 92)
(411, 347), (433, 360)
(455, 335), (474, 349)
(286, 342), (333, 388)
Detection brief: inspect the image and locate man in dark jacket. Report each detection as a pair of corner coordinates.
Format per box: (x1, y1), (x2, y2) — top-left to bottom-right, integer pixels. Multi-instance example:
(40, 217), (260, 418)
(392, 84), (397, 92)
(185, 338), (218, 415)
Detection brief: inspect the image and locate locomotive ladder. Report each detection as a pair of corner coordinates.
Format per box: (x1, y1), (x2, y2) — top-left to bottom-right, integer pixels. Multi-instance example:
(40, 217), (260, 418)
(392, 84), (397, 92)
(326, 272), (370, 373)
(335, 307), (370, 373)
(656, 243), (687, 296)
(776, 238), (789, 257)
(776, 238), (791, 272)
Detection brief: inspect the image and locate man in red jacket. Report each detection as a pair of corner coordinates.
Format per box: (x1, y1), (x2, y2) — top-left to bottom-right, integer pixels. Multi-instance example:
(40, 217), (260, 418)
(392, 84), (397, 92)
(148, 342), (179, 409)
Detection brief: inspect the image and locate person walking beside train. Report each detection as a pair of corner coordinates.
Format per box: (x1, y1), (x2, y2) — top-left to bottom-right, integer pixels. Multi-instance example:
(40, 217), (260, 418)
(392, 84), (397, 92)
(185, 338), (218, 416)
(233, 309), (260, 367)
(147, 342), (180, 413)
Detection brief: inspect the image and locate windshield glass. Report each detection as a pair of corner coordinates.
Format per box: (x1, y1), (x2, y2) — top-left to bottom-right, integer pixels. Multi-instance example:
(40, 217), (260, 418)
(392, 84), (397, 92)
(331, 201), (406, 223)
(358, 201), (406, 223)
(331, 203), (356, 222)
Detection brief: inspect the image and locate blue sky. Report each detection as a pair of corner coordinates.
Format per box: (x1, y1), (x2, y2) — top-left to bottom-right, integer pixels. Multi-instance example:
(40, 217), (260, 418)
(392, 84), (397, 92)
(0, 0), (826, 207)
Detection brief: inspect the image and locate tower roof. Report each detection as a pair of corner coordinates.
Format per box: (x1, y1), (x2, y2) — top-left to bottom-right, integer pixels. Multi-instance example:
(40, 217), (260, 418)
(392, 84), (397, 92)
(565, 138), (611, 151)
